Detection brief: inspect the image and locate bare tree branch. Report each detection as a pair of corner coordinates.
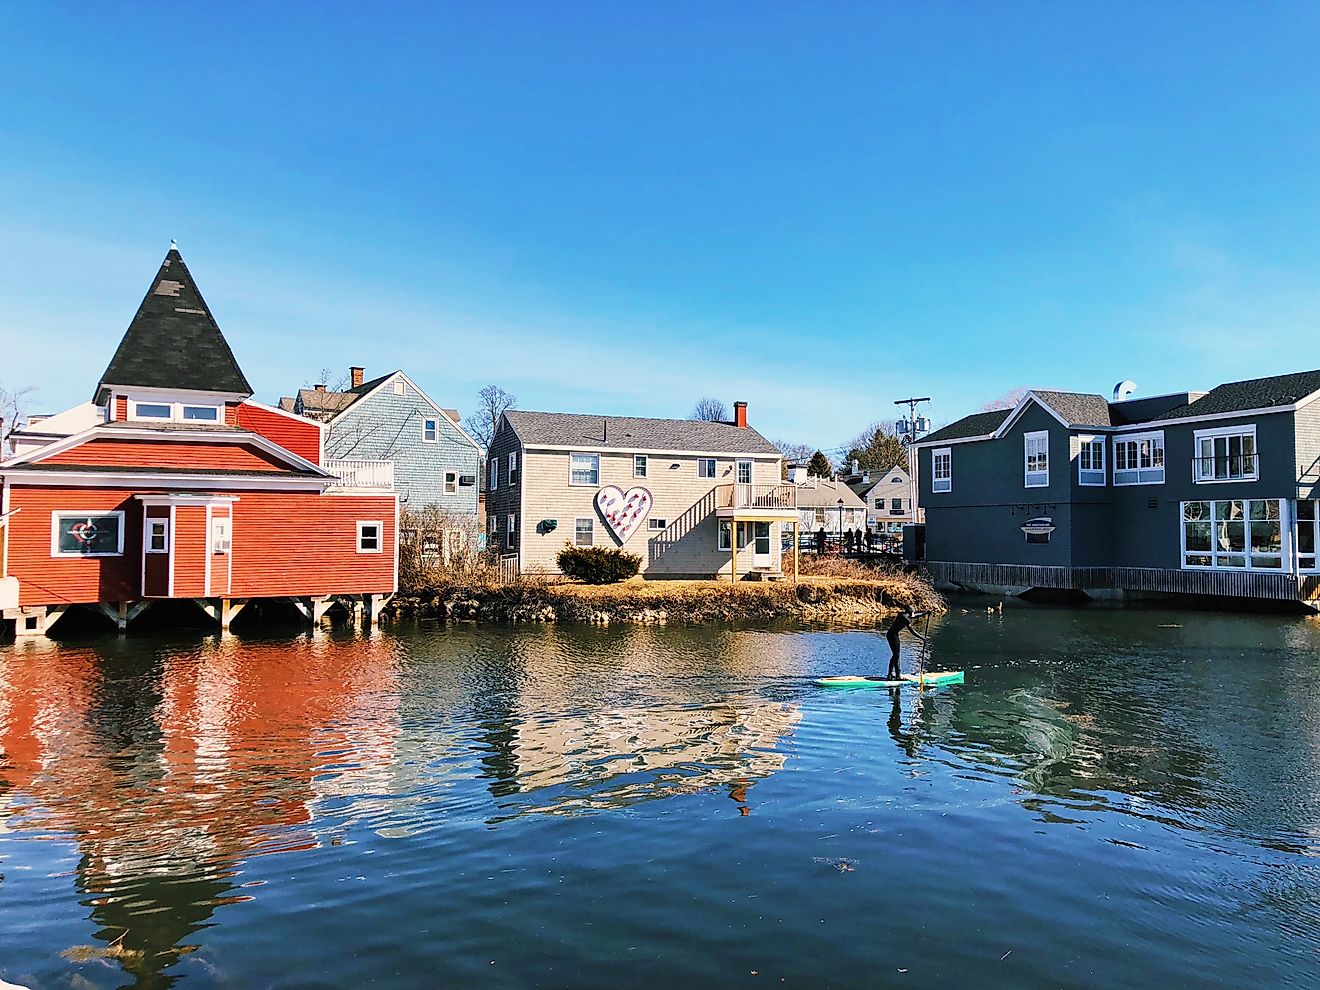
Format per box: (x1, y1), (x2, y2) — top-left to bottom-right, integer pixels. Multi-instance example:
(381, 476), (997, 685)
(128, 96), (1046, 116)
(464, 385), (517, 450)
(689, 397), (728, 422)
(979, 387), (1030, 412)
(0, 384), (33, 458)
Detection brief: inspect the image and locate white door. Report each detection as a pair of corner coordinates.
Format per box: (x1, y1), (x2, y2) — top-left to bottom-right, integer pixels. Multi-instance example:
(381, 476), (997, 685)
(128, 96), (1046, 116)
(735, 459), (753, 506)
(753, 522), (772, 568)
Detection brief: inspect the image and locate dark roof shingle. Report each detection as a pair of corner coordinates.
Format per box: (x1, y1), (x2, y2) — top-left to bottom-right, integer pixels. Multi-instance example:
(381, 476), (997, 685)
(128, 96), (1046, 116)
(1031, 390), (1115, 428)
(1155, 369), (1320, 421)
(96, 248), (252, 401)
(504, 411), (781, 455)
(920, 410), (1011, 445)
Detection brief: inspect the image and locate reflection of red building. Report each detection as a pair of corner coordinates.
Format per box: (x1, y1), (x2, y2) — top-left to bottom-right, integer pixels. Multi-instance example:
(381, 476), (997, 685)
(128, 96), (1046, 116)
(0, 637), (401, 984)
(0, 247), (396, 637)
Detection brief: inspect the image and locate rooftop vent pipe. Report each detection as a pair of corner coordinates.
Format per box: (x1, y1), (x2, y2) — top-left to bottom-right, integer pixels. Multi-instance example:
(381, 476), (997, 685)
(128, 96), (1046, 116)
(1113, 380), (1137, 402)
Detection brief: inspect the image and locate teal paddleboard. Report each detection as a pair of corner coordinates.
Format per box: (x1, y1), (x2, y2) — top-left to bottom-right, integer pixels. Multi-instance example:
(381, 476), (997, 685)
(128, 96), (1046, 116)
(815, 671), (964, 688)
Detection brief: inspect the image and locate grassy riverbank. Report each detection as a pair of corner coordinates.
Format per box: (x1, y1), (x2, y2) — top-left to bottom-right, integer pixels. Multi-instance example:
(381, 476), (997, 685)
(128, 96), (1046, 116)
(388, 571), (943, 625)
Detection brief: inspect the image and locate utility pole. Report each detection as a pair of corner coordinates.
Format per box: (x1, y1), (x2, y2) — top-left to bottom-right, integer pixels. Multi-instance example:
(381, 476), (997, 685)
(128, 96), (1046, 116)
(894, 396), (932, 525)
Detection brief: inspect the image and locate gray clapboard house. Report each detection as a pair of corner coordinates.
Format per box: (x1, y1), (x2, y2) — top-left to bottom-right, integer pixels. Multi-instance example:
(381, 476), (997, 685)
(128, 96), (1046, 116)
(910, 370), (1320, 610)
(280, 367), (481, 517)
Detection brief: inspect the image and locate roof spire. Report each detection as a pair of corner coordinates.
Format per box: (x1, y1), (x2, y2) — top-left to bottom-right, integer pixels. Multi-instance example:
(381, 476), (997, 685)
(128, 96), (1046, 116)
(170, 238), (178, 251)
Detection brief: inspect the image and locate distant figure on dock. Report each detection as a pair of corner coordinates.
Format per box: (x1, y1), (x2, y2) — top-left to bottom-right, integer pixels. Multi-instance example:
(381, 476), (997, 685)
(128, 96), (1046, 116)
(886, 607), (926, 681)
(815, 526), (826, 556)
(865, 526), (875, 553)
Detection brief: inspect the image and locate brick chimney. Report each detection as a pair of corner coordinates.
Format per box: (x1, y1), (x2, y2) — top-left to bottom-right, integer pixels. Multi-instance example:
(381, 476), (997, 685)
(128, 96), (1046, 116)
(734, 401), (748, 429)
(350, 366), (365, 388)
(314, 383), (326, 392)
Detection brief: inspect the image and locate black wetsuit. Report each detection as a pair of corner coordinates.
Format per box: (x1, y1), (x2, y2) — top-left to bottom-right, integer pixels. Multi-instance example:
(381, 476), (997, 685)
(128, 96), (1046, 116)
(885, 612), (912, 680)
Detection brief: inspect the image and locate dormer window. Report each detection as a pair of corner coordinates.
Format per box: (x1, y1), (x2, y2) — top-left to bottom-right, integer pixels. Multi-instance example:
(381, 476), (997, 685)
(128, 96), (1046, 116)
(134, 402), (171, 419)
(126, 395), (224, 424)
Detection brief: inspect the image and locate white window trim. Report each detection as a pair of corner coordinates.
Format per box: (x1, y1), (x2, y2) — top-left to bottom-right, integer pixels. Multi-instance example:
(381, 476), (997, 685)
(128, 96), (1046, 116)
(1192, 424), (1259, 484)
(931, 448), (952, 493)
(1077, 435), (1106, 487)
(1024, 431), (1049, 488)
(634, 454), (648, 478)
(51, 510), (126, 558)
(575, 517), (595, 547)
(444, 471), (458, 495)
(1112, 431), (1166, 486)
(357, 520), (384, 554)
(128, 395), (225, 424)
(145, 518), (169, 554)
(211, 516), (232, 555)
(718, 520), (732, 551)
(569, 452), (601, 487)
(506, 513), (517, 549)
(736, 459), (753, 485)
(648, 517), (667, 531)
(489, 457), (499, 491)
(508, 452), (518, 482)
(1180, 499), (1288, 572)
(1296, 499), (1319, 573)
(699, 458), (717, 479)
(422, 417), (439, 443)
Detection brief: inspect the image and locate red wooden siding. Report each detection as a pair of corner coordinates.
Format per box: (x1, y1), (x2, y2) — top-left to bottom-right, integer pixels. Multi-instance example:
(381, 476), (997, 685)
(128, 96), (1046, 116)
(41, 438), (292, 472)
(233, 402), (322, 465)
(5, 485), (395, 607)
(209, 504), (232, 597)
(224, 402), (240, 426)
(143, 505), (170, 597)
(114, 397), (127, 421)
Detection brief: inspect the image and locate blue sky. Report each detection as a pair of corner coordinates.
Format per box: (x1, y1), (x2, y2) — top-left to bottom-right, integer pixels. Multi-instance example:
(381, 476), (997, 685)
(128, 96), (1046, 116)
(3, 4), (1320, 454)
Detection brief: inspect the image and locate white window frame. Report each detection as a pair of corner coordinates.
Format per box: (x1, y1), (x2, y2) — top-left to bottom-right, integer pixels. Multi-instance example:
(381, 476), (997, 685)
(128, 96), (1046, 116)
(736, 459), (753, 485)
(575, 517), (594, 547)
(931, 448), (952, 493)
(698, 458), (717, 479)
(211, 516), (231, 555)
(505, 514), (517, 550)
(444, 471), (458, 495)
(718, 520), (732, 551)
(634, 454), (648, 478)
(128, 396), (224, 424)
(1296, 499), (1318, 572)
(1180, 499), (1287, 571)
(489, 515), (499, 535)
(51, 511), (126, 558)
(890, 498), (903, 513)
(508, 452), (518, 484)
(1193, 425), (1259, 484)
(131, 400), (172, 420)
(1077, 435), (1106, 487)
(393, 379), (406, 395)
(1024, 431), (1049, 488)
(1113, 431), (1166, 486)
(146, 518), (169, 554)
(569, 452), (600, 487)
(181, 404), (221, 423)
(489, 457), (499, 491)
(648, 518), (667, 531)
(422, 417), (439, 443)
(357, 520), (383, 554)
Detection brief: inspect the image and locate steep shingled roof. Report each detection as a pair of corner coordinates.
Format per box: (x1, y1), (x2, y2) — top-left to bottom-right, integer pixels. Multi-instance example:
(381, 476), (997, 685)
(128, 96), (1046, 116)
(96, 247), (252, 401)
(1031, 390), (1115, 427)
(503, 410), (781, 455)
(1155, 369), (1320, 420)
(920, 409), (1011, 445)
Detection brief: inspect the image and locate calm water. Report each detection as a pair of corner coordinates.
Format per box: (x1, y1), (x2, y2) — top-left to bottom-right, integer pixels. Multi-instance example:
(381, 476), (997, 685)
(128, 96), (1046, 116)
(1, 607), (1318, 989)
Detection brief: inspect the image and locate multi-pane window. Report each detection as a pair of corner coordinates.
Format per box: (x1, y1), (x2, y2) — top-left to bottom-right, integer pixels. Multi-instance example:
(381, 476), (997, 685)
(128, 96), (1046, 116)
(931, 448), (952, 493)
(53, 512), (125, 557)
(718, 521), (733, 551)
(648, 518), (667, 531)
(575, 517), (594, 547)
(634, 454), (648, 478)
(1297, 500), (1318, 571)
(1194, 428), (1257, 482)
(1024, 432), (1049, 487)
(890, 498), (903, 513)
(570, 453), (600, 486)
(444, 471), (458, 495)
(1114, 432), (1165, 485)
(736, 460), (753, 484)
(699, 458), (717, 479)
(357, 521), (382, 553)
(146, 519), (169, 553)
(1078, 436), (1105, 486)
(1182, 499), (1283, 570)
(423, 418), (439, 442)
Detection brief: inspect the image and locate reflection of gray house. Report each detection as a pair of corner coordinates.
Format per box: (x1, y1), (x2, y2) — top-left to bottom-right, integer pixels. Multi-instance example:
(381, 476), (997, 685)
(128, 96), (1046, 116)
(280, 367), (481, 514)
(844, 464), (919, 535)
(910, 372), (1320, 609)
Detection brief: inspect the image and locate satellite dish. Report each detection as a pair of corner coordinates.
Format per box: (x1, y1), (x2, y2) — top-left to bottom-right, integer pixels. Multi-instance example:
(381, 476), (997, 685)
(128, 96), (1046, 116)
(1113, 380), (1137, 402)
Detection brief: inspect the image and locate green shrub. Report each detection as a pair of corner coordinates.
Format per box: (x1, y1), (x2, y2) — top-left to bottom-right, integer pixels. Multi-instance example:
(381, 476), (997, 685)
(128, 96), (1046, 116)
(557, 544), (642, 584)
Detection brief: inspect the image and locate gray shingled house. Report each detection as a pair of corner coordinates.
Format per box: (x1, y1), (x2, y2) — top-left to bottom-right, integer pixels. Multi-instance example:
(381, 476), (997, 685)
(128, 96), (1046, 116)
(486, 403), (795, 579)
(910, 371), (1320, 610)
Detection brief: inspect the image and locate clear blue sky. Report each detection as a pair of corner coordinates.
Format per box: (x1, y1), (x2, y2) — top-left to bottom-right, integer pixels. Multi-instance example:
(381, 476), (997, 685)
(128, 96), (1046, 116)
(3, 3), (1319, 454)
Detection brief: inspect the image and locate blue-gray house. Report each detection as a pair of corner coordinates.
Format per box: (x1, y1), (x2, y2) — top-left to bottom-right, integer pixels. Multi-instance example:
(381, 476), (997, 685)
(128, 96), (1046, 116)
(910, 369), (1320, 611)
(281, 367), (481, 517)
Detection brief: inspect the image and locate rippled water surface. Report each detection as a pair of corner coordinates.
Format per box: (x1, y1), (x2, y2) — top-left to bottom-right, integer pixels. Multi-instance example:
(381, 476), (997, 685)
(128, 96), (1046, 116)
(1, 606), (1319, 989)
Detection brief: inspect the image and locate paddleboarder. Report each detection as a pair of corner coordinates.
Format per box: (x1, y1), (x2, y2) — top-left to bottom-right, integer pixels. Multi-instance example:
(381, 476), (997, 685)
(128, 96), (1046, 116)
(885, 607), (926, 681)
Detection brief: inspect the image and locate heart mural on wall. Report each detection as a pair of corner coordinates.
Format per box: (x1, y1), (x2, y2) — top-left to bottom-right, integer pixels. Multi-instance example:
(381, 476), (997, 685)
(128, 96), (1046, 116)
(595, 486), (654, 544)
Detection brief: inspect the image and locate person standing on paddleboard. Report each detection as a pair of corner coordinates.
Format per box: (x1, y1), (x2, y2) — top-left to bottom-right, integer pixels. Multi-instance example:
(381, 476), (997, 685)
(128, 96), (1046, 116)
(885, 608), (926, 680)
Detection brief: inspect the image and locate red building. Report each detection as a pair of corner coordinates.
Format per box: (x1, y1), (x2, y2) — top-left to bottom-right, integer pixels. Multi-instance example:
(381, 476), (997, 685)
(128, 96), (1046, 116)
(0, 246), (397, 637)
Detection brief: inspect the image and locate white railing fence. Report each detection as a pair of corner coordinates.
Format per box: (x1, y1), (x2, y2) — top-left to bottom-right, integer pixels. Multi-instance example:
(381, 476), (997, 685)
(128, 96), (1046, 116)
(327, 458), (395, 490)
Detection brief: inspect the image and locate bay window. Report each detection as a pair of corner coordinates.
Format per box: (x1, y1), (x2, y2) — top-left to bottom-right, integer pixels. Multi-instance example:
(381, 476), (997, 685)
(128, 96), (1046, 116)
(1114, 432), (1165, 485)
(1182, 499), (1284, 570)
(1194, 427), (1257, 482)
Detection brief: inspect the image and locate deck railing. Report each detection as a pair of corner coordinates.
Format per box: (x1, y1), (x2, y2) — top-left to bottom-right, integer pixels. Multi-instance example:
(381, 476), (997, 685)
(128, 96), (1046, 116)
(327, 458), (395, 490)
(716, 483), (797, 510)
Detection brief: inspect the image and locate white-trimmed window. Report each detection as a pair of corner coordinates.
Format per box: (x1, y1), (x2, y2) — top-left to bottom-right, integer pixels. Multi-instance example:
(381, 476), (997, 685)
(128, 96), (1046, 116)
(570, 452), (600, 486)
(1181, 499), (1284, 570)
(508, 452), (519, 485)
(575, 517), (594, 547)
(736, 460), (753, 484)
(1297, 500), (1318, 571)
(718, 520), (732, 551)
(1024, 431), (1049, 487)
(648, 517), (667, 531)
(931, 448), (952, 493)
(423, 417), (439, 442)
(182, 405), (220, 422)
(211, 516), (231, 555)
(1194, 426), (1258, 483)
(1113, 432), (1165, 485)
(489, 457), (499, 491)
(132, 401), (171, 419)
(890, 498), (903, 513)
(506, 514), (517, 549)
(357, 521), (382, 553)
(52, 512), (125, 557)
(444, 471), (458, 495)
(489, 515), (499, 535)
(634, 454), (648, 478)
(699, 458), (717, 479)
(1078, 436), (1105, 486)
(146, 518), (169, 553)
(128, 397), (223, 423)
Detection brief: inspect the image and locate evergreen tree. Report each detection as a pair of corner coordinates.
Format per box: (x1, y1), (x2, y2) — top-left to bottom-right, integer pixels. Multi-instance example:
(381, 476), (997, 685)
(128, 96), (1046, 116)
(807, 450), (833, 478)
